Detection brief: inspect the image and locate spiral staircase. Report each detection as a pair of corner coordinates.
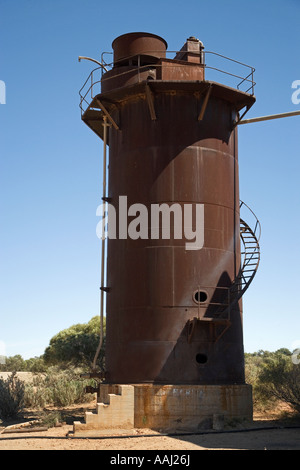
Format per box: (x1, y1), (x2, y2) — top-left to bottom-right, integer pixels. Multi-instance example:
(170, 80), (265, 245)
(228, 201), (261, 304)
(188, 201), (261, 343)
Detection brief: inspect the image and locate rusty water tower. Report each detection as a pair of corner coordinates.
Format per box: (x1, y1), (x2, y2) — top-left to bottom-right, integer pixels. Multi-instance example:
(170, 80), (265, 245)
(74, 32), (261, 434)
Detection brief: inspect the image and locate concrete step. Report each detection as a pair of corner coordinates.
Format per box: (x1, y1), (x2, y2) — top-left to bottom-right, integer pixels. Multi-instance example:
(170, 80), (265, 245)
(73, 384), (134, 433)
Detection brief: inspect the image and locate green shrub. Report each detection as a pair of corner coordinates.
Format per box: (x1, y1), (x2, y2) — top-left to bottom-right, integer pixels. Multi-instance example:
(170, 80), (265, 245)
(46, 369), (89, 407)
(0, 372), (25, 419)
(39, 410), (62, 428)
(24, 374), (51, 409)
(257, 353), (300, 414)
(23, 367), (95, 409)
(245, 352), (273, 409)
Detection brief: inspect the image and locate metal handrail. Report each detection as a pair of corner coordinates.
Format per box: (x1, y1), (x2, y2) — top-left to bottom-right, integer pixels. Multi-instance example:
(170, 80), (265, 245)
(239, 200), (261, 241)
(100, 49), (255, 73)
(203, 50), (255, 95)
(79, 48), (256, 114)
(237, 70), (255, 94)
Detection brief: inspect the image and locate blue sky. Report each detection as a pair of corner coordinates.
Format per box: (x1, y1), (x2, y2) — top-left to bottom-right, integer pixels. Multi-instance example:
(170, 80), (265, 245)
(0, 0), (299, 359)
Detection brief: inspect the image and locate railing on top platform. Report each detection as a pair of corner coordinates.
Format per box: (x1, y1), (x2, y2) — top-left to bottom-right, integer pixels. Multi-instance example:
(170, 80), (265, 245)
(79, 49), (255, 115)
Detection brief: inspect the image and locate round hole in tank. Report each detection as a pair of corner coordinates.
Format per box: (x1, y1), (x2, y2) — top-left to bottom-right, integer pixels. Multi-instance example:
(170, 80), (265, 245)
(195, 353), (208, 364)
(193, 290), (208, 303)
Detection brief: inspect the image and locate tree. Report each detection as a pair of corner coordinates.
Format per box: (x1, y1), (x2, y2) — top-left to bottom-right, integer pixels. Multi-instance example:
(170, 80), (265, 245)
(0, 355), (26, 372)
(43, 316), (105, 370)
(257, 351), (300, 414)
(24, 356), (47, 372)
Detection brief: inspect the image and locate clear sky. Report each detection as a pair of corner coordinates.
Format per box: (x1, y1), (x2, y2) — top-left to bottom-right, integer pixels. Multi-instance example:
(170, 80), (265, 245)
(0, 0), (299, 360)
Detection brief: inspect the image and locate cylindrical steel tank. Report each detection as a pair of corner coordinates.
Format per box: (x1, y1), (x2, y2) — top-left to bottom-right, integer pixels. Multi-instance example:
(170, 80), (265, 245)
(95, 33), (255, 385)
(112, 32), (168, 64)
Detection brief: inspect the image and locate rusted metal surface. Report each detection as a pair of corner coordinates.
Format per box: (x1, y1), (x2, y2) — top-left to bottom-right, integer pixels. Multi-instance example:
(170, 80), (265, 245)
(82, 81), (255, 139)
(81, 33), (257, 386)
(156, 58), (204, 81)
(104, 90), (244, 384)
(112, 32), (167, 64)
(100, 59), (205, 93)
(174, 36), (205, 64)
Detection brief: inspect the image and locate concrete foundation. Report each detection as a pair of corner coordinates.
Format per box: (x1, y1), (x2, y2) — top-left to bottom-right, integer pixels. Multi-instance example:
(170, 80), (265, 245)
(73, 383), (253, 435)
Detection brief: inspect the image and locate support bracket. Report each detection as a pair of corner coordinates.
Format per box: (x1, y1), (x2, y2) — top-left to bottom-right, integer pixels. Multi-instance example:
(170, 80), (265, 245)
(232, 105), (251, 129)
(95, 98), (120, 130)
(145, 84), (157, 121)
(198, 84), (212, 121)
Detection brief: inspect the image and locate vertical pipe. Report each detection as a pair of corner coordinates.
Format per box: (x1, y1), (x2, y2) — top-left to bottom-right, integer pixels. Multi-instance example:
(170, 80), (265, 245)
(233, 126), (237, 279)
(92, 115), (108, 371)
